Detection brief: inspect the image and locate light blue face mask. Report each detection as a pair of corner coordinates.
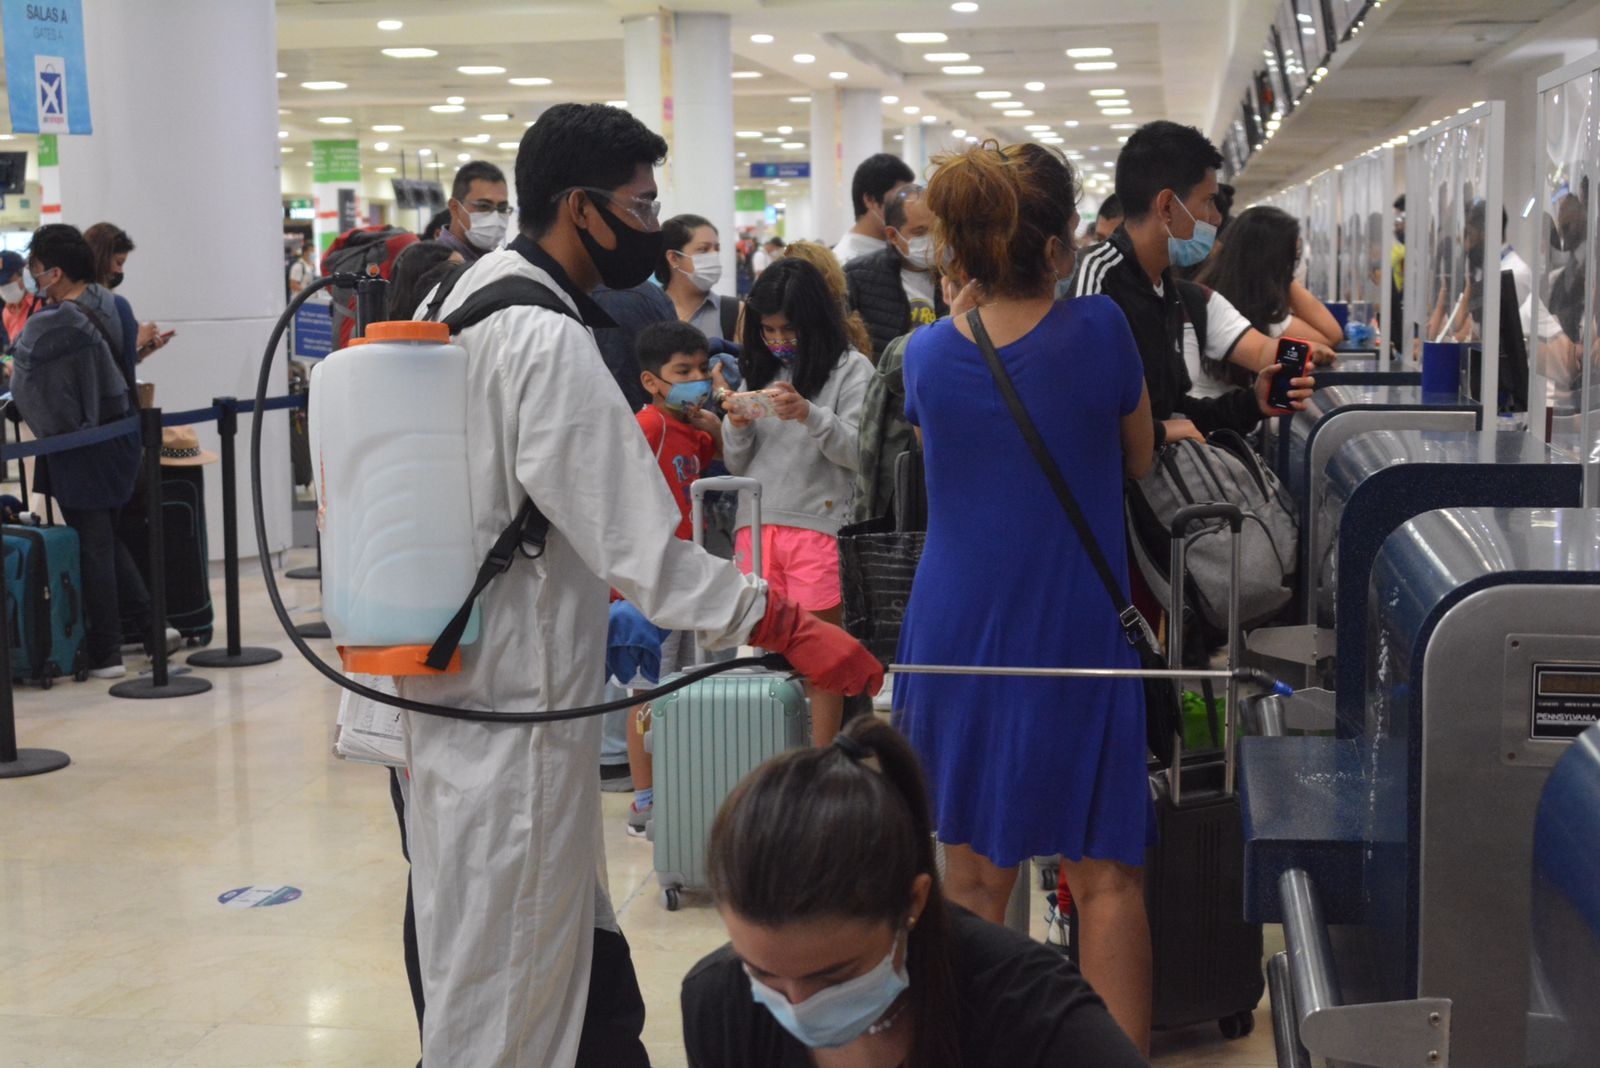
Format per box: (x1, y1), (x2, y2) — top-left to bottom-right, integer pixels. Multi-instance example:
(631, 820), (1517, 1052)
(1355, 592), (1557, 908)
(746, 931), (909, 1049)
(1166, 195), (1217, 269)
(664, 378), (712, 415)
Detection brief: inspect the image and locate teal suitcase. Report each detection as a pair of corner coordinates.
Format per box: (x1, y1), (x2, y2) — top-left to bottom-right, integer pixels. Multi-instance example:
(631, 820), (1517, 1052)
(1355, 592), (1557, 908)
(649, 475), (811, 910)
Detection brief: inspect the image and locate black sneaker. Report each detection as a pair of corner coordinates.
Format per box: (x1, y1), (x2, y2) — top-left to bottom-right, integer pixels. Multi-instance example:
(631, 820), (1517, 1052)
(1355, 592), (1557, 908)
(599, 763), (633, 793)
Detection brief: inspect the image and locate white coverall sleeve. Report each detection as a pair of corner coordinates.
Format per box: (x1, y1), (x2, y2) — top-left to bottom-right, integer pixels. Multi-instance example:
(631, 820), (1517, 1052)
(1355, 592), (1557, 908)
(719, 412), (757, 474)
(800, 352), (872, 472)
(502, 312), (768, 649)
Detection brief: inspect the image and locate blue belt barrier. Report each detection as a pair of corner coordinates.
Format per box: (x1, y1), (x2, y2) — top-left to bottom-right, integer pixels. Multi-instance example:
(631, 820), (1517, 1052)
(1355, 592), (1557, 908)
(4, 395), (306, 461)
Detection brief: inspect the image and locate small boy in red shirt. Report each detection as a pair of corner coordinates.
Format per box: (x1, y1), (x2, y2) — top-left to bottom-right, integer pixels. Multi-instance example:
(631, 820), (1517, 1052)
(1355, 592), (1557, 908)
(622, 320), (722, 835)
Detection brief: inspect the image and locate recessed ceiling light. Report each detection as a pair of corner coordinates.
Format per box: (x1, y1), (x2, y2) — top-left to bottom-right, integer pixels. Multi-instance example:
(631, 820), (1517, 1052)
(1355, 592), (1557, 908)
(377, 166), (397, 174)
(921, 114), (937, 123)
(280, 146), (293, 153)
(737, 130), (764, 138)
(278, 129), (289, 138)
(1003, 109), (1034, 117)
(381, 48), (437, 59)
(829, 71), (849, 80)
(976, 90), (1011, 99)
(924, 52), (969, 62)
(751, 33), (774, 44)
(737, 151), (748, 158)
(1297, 11), (1313, 21)
(1075, 61), (1118, 71)
(447, 95), (465, 104)
(781, 141), (804, 149)
(606, 100), (628, 108)
(1101, 107), (1132, 116)
(943, 65), (984, 75)
(1024, 81), (1045, 92)
(789, 96), (812, 103)
(793, 53), (815, 63)
(374, 141), (389, 151)
(1110, 123), (1137, 130)
(990, 100), (1023, 109)
(1117, 136), (1129, 143)
(458, 153), (471, 162)
(301, 81), (347, 91)
(305, 161), (313, 167)
(508, 77), (552, 86)
(276, 71), (286, 79)
(952, 1), (980, 10)
(418, 148), (432, 156)
(903, 105), (921, 114)
(896, 32), (948, 43)
(462, 134), (491, 143)
(952, 128), (967, 137)
(377, 19), (403, 30)
(778, 125), (793, 134)
(497, 141), (520, 150)
(1024, 124), (1051, 131)
(317, 116), (352, 124)
(1095, 98), (1128, 107)
(732, 71), (763, 79)
(762, 137), (784, 143)
(893, 134), (905, 141)
(458, 66), (505, 75)
(965, 135), (978, 143)
(373, 124), (404, 132)
(430, 104), (465, 113)
(1089, 88), (1126, 97)
(1066, 47), (1114, 58)
(1063, 120), (1080, 127)
(278, 108), (291, 115)
(477, 115), (510, 124)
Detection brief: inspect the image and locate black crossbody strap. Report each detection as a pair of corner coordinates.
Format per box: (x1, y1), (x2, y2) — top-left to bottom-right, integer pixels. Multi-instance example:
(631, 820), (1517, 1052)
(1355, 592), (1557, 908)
(425, 499), (547, 671)
(967, 309), (1155, 653)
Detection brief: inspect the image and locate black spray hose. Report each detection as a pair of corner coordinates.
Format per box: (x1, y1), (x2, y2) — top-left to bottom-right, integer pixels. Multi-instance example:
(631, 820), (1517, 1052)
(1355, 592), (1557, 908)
(248, 274), (789, 724)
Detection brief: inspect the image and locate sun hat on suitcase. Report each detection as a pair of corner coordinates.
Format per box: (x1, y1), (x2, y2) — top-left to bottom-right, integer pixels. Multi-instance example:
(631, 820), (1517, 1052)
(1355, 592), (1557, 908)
(158, 426), (218, 467)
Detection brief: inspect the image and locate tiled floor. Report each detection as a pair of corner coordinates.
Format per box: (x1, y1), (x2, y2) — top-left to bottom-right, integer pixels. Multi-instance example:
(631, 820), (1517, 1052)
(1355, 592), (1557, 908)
(0, 551), (1281, 1066)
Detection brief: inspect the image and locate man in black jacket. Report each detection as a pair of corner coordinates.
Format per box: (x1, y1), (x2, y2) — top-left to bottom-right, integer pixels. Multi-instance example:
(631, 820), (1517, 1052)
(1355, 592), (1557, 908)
(1074, 121), (1320, 447)
(845, 184), (947, 360)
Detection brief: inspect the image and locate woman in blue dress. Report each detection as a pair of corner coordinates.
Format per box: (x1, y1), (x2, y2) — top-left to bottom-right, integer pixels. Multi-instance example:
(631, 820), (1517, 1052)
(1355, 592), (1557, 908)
(893, 141), (1155, 1050)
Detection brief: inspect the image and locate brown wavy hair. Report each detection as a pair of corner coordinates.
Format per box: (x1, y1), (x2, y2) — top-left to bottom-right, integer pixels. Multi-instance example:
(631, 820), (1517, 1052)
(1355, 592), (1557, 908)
(925, 140), (1077, 300)
(780, 240), (873, 356)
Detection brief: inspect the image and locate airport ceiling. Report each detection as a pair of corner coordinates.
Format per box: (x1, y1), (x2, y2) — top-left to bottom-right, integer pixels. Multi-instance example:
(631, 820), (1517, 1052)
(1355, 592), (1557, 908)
(273, 0), (1281, 198)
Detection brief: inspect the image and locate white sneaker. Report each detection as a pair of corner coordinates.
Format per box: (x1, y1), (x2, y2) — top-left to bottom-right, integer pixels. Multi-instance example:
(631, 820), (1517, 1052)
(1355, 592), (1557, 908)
(89, 662), (126, 680)
(165, 627), (183, 654)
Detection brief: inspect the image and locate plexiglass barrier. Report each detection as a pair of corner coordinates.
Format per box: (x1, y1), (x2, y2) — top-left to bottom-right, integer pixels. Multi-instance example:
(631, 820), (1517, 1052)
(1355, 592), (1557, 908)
(1404, 101), (1506, 425)
(1306, 169), (1339, 302)
(1337, 146), (1395, 356)
(1533, 55), (1600, 504)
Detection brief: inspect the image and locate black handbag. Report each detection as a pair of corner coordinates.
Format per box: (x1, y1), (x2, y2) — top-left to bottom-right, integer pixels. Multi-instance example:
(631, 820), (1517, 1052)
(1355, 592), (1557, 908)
(968, 309), (1183, 768)
(838, 451), (926, 665)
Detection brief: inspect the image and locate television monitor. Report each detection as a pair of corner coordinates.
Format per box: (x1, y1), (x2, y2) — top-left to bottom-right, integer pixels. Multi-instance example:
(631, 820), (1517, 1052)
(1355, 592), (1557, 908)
(391, 178), (416, 209)
(0, 152), (27, 195)
(421, 181), (446, 211)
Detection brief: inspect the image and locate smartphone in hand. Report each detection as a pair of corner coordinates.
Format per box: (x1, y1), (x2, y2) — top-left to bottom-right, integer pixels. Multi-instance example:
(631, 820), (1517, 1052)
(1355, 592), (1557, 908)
(723, 390), (776, 420)
(1268, 336), (1311, 410)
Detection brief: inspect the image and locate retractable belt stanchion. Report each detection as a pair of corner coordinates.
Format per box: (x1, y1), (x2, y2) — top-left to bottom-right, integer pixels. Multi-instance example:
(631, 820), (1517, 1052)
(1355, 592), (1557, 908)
(110, 408), (211, 699)
(0, 555), (70, 777)
(187, 397), (282, 669)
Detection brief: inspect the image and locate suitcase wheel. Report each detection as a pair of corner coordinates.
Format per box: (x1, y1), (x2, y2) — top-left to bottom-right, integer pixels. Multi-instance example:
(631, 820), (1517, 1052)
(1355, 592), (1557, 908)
(73, 667), (88, 683)
(1037, 862), (1060, 892)
(661, 887), (683, 912)
(40, 672), (52, 691)
(1218, 1010), (1255, 1040)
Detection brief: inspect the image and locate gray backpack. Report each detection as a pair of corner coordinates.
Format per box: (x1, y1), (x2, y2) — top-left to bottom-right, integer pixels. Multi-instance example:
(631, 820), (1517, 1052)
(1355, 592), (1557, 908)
(1125, 428), (1298, 633)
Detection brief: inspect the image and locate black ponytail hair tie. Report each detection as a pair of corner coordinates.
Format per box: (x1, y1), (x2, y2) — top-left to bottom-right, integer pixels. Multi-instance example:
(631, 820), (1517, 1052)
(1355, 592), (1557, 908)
(832, 732), (873, 763)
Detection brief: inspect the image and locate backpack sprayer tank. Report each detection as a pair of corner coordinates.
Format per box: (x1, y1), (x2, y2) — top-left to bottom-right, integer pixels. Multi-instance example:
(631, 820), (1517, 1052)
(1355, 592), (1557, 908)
(309, 319), (476, 674)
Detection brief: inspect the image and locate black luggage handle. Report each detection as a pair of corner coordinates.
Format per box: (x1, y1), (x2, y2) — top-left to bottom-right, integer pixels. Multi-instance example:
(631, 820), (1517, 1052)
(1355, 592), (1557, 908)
(1171, 502), (1244, 537)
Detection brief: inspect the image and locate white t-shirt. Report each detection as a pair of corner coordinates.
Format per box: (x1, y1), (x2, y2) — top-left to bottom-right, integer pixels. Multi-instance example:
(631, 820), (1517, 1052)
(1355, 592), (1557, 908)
(1175, 286), (1255, 399)
(833, 230), (887, 265)
(901, 267), (938, 328)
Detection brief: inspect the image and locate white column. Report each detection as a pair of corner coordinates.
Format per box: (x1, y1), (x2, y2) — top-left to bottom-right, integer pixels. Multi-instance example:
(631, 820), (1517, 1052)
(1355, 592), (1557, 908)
(670, 13), (736, 297)
(840, 87), (884, 216)
(809, 90), (843, 246)
(59, 0), (290, 562)
(901, 124), (926, 177)
(622, 14), (666, 171)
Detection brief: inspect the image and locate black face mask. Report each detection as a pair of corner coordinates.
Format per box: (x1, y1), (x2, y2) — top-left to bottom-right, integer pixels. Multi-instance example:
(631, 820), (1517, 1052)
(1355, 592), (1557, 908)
(576, 195), (664, 290)
(107, 271), (124, 290)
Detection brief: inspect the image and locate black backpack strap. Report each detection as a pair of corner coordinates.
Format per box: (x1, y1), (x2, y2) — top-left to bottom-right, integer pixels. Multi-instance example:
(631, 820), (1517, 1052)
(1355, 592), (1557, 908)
(424, 274), (581, 671)
(421, 262), (472, 322)
(718, 295), (740, 343)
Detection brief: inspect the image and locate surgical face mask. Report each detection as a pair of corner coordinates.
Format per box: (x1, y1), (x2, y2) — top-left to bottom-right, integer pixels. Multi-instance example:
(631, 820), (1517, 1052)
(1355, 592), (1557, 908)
(664, 378), (712, 415)
(1054, 275), (1074, 301)
(900, 234), (934, 272)
(674, 251), (722, 293)
(107, 271), (125, 290)
(767, 339), (798, 364)
(466, 210), (508, 252)
(1165, 195), (1217, 269)
(578, 196), (665, 290)
(0, 281), (21, 305)
(746, 932), (910, 1049)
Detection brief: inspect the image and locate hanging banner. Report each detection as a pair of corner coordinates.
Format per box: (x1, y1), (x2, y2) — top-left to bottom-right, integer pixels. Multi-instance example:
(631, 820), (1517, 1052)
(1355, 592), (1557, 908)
(36, 133), (60, 223)
(311, 140), (361, 253)
(2, 0), (93, 135)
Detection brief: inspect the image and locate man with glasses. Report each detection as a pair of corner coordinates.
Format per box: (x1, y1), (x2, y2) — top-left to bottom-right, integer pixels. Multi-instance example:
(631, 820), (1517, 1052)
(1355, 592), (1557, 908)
(403, 103), (882, 1068)
(440, 159), (513, 262)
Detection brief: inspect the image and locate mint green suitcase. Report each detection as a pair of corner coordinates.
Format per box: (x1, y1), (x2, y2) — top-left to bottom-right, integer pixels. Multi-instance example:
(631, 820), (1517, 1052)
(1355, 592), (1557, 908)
(648, 476), (811, 911)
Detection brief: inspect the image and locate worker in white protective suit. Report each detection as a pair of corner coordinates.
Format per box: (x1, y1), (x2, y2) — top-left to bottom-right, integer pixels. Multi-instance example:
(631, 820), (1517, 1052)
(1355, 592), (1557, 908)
(400, 102), (884, 1067)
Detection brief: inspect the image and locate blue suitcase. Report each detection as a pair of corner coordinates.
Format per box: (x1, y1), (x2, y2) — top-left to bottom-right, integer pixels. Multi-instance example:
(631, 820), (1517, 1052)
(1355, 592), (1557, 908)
(3, 524), (88, 687)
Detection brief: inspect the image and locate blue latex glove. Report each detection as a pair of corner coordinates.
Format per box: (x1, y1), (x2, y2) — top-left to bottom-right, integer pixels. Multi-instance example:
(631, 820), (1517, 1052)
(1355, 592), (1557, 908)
(607, 600), (669, 687)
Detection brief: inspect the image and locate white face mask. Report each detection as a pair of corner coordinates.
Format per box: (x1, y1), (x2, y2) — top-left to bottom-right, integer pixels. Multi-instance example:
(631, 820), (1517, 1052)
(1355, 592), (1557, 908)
(900, 234), (934, 272)
(466, 209), (508, 252)
(675, 251), (722, 293)
(0, 281), (22, 305)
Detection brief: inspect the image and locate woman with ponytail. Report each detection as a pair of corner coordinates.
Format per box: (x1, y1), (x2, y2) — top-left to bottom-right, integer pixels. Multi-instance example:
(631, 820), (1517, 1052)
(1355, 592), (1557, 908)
(683, 717), (1145, 1067)
(894, 141), (1157, 1051)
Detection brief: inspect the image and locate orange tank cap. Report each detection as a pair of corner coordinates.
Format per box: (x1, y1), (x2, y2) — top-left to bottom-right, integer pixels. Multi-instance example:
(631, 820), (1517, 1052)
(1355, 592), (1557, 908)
(363, 320), (451, 344)
(339, 644), (462, 676)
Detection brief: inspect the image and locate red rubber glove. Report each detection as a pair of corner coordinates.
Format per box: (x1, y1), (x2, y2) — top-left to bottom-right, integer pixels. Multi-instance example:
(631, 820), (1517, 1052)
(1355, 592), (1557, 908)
(748, 593), (885, 697)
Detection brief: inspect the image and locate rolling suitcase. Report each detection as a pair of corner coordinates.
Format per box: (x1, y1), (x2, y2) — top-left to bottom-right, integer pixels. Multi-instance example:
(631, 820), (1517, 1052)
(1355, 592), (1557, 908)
(649, 476), (810, 911)
(119, 466), (215, 647)
(3, 523), (87, 687)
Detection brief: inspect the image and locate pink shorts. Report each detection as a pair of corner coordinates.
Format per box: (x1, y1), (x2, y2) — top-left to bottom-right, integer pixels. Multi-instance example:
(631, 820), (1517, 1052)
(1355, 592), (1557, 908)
(734, 526), (841, 612)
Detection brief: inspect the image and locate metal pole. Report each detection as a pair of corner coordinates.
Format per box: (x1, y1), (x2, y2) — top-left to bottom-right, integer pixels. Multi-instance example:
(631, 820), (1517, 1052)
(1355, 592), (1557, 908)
(0, 496), (70, 774)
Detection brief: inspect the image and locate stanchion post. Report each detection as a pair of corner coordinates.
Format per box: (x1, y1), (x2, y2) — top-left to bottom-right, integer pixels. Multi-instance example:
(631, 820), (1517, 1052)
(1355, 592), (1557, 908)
(110, 408), (211, 700)
(0, 508), (70, 776)
(187, 398), (281, 669)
